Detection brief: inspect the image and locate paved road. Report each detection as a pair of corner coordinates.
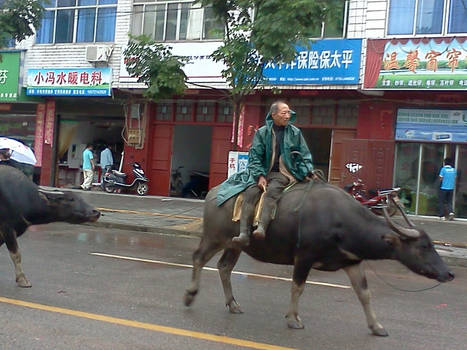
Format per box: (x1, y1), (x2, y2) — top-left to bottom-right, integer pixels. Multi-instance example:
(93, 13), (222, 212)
(0, 223), (465, 350)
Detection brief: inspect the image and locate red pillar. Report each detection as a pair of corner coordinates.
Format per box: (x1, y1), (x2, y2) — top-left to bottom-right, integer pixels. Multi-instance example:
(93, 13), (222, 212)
(39, 100), (56, 186)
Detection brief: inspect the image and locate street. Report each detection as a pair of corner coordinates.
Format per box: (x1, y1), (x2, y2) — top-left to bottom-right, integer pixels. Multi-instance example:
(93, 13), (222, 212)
(0, 223), (465, 350)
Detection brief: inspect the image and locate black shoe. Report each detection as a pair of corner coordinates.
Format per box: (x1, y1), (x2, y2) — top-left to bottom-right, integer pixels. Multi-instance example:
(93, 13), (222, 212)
(232, 233), (250, 246)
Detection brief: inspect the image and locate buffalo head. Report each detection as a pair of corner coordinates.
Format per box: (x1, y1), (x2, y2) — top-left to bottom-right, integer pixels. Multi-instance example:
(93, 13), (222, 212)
(38, 189), (100, 224)
(382, 201), (454, 283)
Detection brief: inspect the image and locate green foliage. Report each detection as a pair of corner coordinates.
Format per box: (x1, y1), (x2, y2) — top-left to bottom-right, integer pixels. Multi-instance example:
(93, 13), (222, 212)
(123, 35), (188, 102)
(0, 0), (44, 47)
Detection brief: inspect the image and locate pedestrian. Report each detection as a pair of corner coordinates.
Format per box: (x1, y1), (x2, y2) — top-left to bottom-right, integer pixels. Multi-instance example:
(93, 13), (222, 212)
(217, 100), (314, 246)
(99, 144), (113, 190)
(81, 143), (95, 191)
(438, 157), (457, 221)
(0, 148), (11, 162)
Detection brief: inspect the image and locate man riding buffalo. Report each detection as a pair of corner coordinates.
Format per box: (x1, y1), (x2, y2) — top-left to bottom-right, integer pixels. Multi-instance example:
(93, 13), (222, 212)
(216, 100), (314, 246)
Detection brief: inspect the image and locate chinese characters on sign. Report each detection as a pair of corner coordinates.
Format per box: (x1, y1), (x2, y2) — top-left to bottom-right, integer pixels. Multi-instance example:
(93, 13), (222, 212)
(0, 52), (21, 101)
(26, 68), (112, 96)
(263, 39), (362, 85)
(227, 151), (249, 178)
(367, 38), (467, 89)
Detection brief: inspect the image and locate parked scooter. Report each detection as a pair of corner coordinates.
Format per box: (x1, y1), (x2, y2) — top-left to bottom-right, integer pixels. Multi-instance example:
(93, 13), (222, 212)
(344, 163), (401, 216)
(102, 162), (149, 196)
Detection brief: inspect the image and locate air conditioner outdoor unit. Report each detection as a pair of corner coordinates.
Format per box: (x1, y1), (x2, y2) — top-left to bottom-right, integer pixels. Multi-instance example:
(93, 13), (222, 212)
(85, 45), (113, 62)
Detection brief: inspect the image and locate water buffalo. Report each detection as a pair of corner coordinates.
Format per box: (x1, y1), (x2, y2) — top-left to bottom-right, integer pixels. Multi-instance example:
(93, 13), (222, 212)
(0, 166), (100, 287)
(184, 181), (454, 336)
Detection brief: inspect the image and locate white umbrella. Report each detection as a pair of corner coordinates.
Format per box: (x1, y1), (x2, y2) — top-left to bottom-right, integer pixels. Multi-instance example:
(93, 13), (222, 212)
(0, 137), (37, 165)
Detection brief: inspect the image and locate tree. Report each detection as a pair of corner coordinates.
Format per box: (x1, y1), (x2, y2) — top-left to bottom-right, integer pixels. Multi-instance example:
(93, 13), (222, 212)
(0, 0), (44, 48)
(123, 35), (188, 102)
(199, 0), (335, 149)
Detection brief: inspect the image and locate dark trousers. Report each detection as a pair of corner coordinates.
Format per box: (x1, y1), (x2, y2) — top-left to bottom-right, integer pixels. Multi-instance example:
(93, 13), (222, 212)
(239, 172), (289, 235)
(438, 189), (454, 217)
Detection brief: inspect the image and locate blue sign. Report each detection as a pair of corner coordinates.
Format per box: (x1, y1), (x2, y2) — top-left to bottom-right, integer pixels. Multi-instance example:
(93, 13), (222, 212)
(263, 39), (362, 85)
(26, 68), (112, 97)
(396, 108), (467, 142)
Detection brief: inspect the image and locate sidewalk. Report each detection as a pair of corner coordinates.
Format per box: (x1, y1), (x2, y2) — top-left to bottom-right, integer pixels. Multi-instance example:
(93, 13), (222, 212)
(49, 187), (467, 268)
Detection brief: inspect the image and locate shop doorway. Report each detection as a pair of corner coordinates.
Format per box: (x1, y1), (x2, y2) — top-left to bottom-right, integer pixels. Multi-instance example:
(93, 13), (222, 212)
(170, 124), (212, 198)
(302, 128), (331, 180)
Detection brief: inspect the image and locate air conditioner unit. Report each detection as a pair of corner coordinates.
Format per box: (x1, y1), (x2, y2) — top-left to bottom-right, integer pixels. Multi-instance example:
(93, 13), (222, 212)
(85, 45), (113, 62)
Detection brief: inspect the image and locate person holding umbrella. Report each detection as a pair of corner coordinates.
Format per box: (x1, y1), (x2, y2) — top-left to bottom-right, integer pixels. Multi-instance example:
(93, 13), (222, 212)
(0, 137), (36, 165)
(0, 148), (12, 163)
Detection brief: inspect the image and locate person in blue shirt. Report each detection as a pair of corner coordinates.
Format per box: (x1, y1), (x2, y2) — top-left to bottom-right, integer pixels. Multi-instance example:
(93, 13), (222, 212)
(99, 144), (114, 190)
(80, 144), (95, 190)
(438, 157), (457, 220)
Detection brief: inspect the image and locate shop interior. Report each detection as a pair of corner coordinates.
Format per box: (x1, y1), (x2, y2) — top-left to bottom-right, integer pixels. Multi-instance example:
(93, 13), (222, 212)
(170, 124), (212, 198)
(56, 117), (124, 188)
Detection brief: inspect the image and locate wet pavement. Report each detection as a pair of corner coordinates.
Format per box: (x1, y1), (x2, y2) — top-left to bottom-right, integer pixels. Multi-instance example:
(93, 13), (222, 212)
(42, 186), (467, 267)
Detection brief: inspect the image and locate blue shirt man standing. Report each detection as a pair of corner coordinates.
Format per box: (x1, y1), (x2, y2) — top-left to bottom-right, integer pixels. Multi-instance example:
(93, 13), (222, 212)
(438, 157), (457, 220)
(81, 144), (94, 190)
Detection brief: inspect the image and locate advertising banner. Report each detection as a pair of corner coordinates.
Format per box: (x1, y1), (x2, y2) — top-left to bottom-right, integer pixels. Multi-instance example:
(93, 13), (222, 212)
(365, 37), (467, 89)
(263, 39), (362, 85)
(0, 51), (21, 101)
(395, 108), (467, 142)
(26, 68), (112, 96)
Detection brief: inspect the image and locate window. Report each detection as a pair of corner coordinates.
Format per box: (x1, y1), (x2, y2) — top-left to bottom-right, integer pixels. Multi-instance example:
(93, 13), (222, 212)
(388, 0), (467, 35)
(131, 1), (224, 41)
(307, 0), (348, 38)
(36, 0), (117, 44)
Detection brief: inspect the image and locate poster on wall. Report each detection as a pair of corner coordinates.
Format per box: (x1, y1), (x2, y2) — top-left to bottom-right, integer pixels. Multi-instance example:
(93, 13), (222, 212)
(365, 37), (467, 89)
(395, 108), (467, 142)
(227, 151), (249, 178)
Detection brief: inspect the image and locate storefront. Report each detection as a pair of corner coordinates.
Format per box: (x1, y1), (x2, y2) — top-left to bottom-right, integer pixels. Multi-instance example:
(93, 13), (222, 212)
(364, 37), (467, 218)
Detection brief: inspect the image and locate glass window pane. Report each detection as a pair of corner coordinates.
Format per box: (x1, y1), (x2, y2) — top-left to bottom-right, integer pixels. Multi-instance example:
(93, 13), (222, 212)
(166, 3), (178, 40)
(323, 3), (345, 37)
(143, 4), (156, 38)
(56, 9), (75, 43)
(448, 0), (467, 33)
(196, 102), (214, 122)
(394, 143), (420, 214)
(311, 104), (334, 125)
(415, 0), (444, 34)
(156, 102), (172, 121)
(455, 145), (467, 218)
(98, 0), (117, 4)
(176, 101), (193, 121)
(77, 8), (96, 42)
(387, 0), (415, 35)
(130, 5), (143, 36)
(78, 0), (96, 5)
(289, 99), (311, 126)
(203, 6), (224, 39)
(186, 3), (202, 40)
(154, 4), (166, 41)
(418, 143), (444, 216)
(57, 0), (76, 7)
(96, 7), (116, 42)
(36, 11), (55, 44)
(42, 0), (56, 8)
(336, 104), (358, 126)
(178, 3), (190, 40)
(217, 102), (232, 123)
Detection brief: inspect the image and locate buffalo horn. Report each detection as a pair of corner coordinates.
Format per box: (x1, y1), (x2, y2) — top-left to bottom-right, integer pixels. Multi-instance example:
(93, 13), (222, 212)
(382, 207), (421, 239)
(38, 188), (65, 195)
(390, 195), (415, 228)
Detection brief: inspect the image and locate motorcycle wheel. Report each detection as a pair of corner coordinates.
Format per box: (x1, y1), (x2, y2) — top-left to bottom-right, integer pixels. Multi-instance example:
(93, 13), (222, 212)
(136, 182), (149, 196)
(104, 183), (116, 193)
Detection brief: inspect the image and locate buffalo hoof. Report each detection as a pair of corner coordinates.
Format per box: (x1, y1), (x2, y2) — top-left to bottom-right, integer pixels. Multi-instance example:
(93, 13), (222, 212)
(184, 290), (197, 307)
(370, 326), (388, 337)
(16, 275), (32, 288)
(227, 299), (243, 314)
(286, 314), (304, 329)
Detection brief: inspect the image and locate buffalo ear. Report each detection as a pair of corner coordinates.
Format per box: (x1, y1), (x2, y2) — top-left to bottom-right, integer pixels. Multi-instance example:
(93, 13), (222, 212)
(382, 234), (400, 247)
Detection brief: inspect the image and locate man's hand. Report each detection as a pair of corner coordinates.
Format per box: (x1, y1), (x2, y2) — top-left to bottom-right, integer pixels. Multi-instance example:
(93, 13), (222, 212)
(258, 175), (267, 192)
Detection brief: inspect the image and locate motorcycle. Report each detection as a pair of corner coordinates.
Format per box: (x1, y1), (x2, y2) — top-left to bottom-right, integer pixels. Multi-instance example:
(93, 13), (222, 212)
(102, 162), (149, 196)
(344, 163), (401, 216)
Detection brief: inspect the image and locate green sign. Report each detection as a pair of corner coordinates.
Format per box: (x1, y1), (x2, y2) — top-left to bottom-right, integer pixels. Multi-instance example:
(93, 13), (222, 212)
(0, 51), (21, 101)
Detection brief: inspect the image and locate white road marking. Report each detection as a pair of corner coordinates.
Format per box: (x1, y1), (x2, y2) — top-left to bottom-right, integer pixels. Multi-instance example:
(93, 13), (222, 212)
(90, 252), (350, 289)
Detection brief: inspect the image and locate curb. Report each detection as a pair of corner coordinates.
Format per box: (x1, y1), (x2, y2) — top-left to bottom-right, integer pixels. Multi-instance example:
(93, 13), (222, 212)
(87, 222), (466, 269)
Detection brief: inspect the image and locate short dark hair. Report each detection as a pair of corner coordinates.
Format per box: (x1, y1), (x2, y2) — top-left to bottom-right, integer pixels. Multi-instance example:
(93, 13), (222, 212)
(86, 143), (93, 148)
(444, 157), (454, 166)
(269, 100), (288, 115)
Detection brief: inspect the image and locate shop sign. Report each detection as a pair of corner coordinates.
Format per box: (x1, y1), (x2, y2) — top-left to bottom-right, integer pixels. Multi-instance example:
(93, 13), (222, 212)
(262, 39), (362, 85)
(365, 38), (467, 89)
(26, 68), (112, 96)
(396, 108), (467, 142)
(0, 51), (20, 102)
(227, 151), (249, 178)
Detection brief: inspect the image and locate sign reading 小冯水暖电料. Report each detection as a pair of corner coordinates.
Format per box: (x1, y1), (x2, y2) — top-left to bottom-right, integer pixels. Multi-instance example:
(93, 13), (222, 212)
(26, 68), (112, 96)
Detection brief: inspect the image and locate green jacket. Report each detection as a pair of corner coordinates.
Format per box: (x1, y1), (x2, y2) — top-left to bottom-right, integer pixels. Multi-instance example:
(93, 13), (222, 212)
(216, 110), (313, 206)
